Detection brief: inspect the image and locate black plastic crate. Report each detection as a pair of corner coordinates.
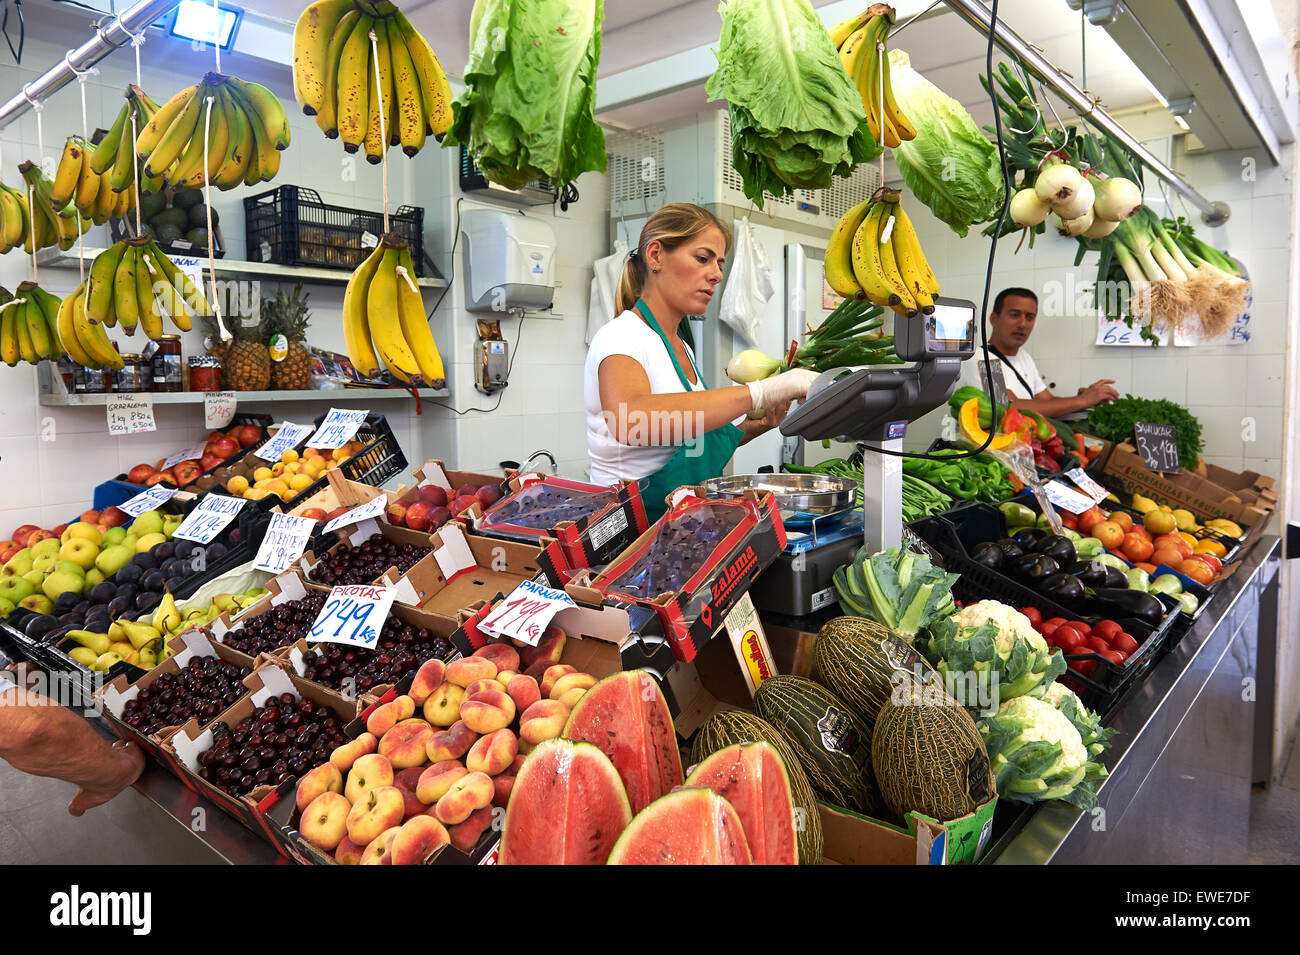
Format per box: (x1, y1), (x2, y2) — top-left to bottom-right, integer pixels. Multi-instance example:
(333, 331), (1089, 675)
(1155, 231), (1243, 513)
(243, 185), (424, 274)
(908, 503), (1179, 715)
(1082, 468), (1245, 563)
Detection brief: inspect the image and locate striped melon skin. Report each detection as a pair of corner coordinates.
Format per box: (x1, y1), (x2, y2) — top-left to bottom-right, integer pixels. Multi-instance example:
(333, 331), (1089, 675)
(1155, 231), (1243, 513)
(814, 616), (940, 740)
(691, 710), (824, 865)
(871, 672), (993, 823)
(753, 675), (883, 819)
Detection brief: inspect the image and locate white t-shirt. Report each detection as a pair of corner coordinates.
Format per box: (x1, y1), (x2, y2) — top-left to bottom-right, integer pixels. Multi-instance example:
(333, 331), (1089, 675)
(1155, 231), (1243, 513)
(958, 347), (1048, 400)
(585, 309), (708, 486)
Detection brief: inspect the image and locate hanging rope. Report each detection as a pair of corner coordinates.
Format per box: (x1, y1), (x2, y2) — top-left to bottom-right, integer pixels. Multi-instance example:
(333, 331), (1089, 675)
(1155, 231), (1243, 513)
(212, 0), (222, 74)
(200, 94), (229, 342)
(369, 29), (390, 234)
(129, 113), (142, 236)
(65, 51), (97, 142)
(22, 84), (44, 171)
(26, 183), (37, 283)
(876, 38), (886, 189)
(123, 23), (146, 88)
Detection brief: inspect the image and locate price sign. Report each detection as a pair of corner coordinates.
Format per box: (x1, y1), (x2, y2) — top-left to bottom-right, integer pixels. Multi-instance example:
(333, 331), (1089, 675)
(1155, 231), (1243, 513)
(171, 255), (207, 299)
(106, 394), (156, 435)
(204, 391), (238, 429)
(160, 442), (207, 470)
(306, 409), (368, 449)
(119, 485), (177, 518)
(478, 579), (577, 646)
(254, 512), (317, 573)
(308, 584), (398, 648)
(173, 494), (247, 544)
(1044, 480), (1096, 515)
(1065, 467), (1109, 504)
(323, 494), (388, 533)
(253, 422), (313, 462)
(1096, 317), (1140, 346)
(1134, 422), (1181, 473)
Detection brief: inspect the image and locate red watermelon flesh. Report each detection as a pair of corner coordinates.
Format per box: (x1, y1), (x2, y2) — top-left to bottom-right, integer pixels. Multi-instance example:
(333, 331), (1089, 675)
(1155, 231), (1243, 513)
(684, 742), (797, 865)
(499, 739), (632, 865)
(607, 787), (752, 865)
(562, 670), (683, 814)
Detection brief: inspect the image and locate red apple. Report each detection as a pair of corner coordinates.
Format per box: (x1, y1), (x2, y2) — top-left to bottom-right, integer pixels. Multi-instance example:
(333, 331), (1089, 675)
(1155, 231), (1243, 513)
(80, 509), (101, 524)
(128, 464), (157, 485)
(428, 506), (451, 529)
(0, 543), (20, 564)
(10, 525), (37, 546)
(209, 436), (239, 459)
(50, 525), (69, 539)
(386, 502), (409, 527)
(455, 484), (479, 499)
(231, 424), (262, 448)
(199, 452), (224, 472)
(324, 506), (350, 522)
(300, 507), (327, 521)
(173, 462), (203, 486)
(26, 529), (55, 544)
(448, 496), (477, 517)
(416, 485), (448, 508)
(405, 502), (433, 531)
(147, 469), (176, 486)
(100, 507), (129, 528)
(475, 486), (502, 508)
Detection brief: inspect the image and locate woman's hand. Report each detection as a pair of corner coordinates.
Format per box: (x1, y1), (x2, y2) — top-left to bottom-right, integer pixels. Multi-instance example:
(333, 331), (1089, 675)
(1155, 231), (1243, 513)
(737, 401), (791, 444)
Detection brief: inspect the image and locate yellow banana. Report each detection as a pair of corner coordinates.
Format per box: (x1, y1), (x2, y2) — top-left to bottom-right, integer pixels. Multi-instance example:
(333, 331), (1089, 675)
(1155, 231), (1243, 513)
(830, 11), (872, 49)
(850, 20), (885, 145)
(52, 138), (84, 207)
(293, 0), (354, 116)
(343, 241), (384, 377)
(75, 142), (102, 215)
(388, 21), (426, 157)
(142, 84), (203, 178)
(57, 285), (96, 366)
(364, 17), (394, 163)
(114, 244), (141, 334)
(396, 245), (444, 385)
(888, 200), (939, 299)
(78, 298), (124, 369)
(86, 243), (125, 325)
(824, 199), (870, 299)
(136, 84), (195, 159)
(169, 91), (222, 188)
(880, 57), (916, 141)
(316, 8), (360, 138)
(850, 203), (896, 309)
(839, 25), (869, 75)
(393, 12), (451, 139)
(134, 249), (164, 340)
(13, 299), (36, 363)
(0, 187), (26, 249)
(875, 201), (917, 314)
(18, 292), (54, 359)
(145, 243), (209, 319)
(145, 247), (193, 333)
(213, 86), (253, 189)
(0, 298), (19, 365)
(336, 14), (374, 151)
(367, 246), (420, 383)
(227, 77), (291, 152)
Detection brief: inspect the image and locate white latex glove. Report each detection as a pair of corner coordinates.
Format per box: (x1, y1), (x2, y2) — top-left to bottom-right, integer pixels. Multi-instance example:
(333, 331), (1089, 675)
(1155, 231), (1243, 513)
(746, 368), (819, 412)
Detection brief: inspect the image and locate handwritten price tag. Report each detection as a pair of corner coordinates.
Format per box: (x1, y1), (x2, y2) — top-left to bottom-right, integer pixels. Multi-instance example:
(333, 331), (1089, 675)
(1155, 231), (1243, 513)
(306, 409), (369, 450)
(1065, 467), (1109, 504)
(172, 255), (207, 300)
(323, 494), (388, 533)
(478, 579), (576, 646)
(173, 495), (247, 544)
(119, 485), (177, 518)
(204, 391), (238, 429)
(253, 422), (313, 462)
(253, 512), (317, 573)
(106, 394), (156, 435)
(1134, 421), (1181, 473)
(308, 584), (398, 648)
(1044, 480), (1096, 515)
(1096, 316), (1140, 346)
(161, 442), (207, 470)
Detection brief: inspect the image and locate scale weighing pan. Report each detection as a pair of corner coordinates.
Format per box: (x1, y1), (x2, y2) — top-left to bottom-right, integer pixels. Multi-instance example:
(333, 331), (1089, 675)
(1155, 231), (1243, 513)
(702, 474), (856, 528)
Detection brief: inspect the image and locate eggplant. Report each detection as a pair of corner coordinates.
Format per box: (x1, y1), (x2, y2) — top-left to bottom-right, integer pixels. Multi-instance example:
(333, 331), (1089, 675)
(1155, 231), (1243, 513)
(1088, 587), (1166, 624)
(1101, 566), (1130, 589)
(1033, 534), (1077, 566)
(1006, 552), (1059, 583)
(971, 541), (1004, 570)
(1072, 560), (1110, 587)
(995, 539), (1025, 561)
(1038, 572), (1085, 605)
(1011, 527), (1047, 549)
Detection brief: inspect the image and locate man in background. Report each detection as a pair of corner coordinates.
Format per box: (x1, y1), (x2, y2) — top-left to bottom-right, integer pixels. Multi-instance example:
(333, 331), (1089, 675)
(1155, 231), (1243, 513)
(959, 287), (1119, 415)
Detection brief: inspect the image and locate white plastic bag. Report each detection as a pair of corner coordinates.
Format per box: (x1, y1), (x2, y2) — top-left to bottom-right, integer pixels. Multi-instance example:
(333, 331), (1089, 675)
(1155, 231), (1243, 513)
(719, 217), (775, 346)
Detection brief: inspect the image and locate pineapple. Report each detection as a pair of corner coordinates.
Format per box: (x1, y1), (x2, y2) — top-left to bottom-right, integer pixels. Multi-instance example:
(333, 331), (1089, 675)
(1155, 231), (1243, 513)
(263, 283), (313, 391)
(222, 314), (272, 391)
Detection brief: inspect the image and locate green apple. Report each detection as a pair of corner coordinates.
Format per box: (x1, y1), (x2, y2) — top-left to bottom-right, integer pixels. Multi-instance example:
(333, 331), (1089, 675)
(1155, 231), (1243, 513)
(0, 596), (13, 617)
(22, 569), (44, 588)
(162, 516), (183, 539)
(32, 553), (58, 574)
(41, 570), (84, 600)
(61, 522), (103, 547)
(59, 538), (99, 571)
(95, 543), (134, 578)
(55, 560), (87, 579)
(2, 548), (33, 577)
(131, 511), (164, 537)
(30, 537), (61, 561)
(0, 577), (36, 604)
(102, 526), (127, 546)
(84, 567), (105, 588)
(135, 533), (166, 553)
(18, 593), (53, 614)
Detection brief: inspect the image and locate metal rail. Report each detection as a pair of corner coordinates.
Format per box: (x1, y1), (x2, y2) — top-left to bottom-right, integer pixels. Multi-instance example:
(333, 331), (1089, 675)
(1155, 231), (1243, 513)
(0, 0), (182, 131)
(944, 0), (1229, 224)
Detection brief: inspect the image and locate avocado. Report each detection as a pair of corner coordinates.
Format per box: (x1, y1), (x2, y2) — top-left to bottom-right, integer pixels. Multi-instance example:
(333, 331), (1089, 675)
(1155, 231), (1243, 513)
(154, 223), (183, 246)
(173, 188), (204, 210)
(150, 207), (189, 231)
(188, 203), (218, 228)
(183, 227), (209, 250)
(139, 191), (167, 223)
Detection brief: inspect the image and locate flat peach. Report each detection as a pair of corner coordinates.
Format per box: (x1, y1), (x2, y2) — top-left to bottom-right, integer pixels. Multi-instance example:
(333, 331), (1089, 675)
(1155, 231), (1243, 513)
(425, 720), (478, 762)
(540, 664), (577, 698)
(422, 682), (465, 727)
(416, 761), (469, 804)
(556, 687), (587, 709)
(519, 699), (568, 745)
(459, 688), (516, 735)
(391, 815), (450, 865)
(299, 791), (351, 851)
(446, 656), (498, 687)
(550, 671), (597, 700)
(464, 678), (499, 699)
(334, 835), (365, 865)
(366, 694), (416, 737)
(448, 806), (495, 854)
(519, 625), (565, 668)
(466, 728), (518, 776)
(295, 762), (343, 813)
(491, 774), (515, 809)
(435, 771), (493, 826)
(346, 785), (405, 845)
(344, 752), (395, 803)
(506, 674), (541, 715)
(393, 767), (427, 820)
(329, 733), (377, 773)
(359, 827), (401, 865)
(407, 658), (447, 705)
(473, 643), (520, 673)
(378, 722), (436, 769)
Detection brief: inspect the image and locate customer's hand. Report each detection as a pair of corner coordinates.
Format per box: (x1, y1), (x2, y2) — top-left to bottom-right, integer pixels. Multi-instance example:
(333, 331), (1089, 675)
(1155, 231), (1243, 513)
(68, 740), (144, 817)
(1077, 379), (1120, 407)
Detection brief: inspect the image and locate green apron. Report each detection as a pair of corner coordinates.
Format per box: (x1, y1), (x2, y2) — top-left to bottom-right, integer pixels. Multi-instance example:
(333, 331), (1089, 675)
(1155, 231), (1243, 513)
(633, 299), (743, 522)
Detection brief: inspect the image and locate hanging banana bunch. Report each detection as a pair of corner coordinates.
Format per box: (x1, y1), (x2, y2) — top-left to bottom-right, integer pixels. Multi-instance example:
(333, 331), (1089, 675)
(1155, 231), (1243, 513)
(88, 85), (167, 200)
(136, 73), (289, 189)
(53, 281), (125, 371)
(52, 135), (138, 226)
(830, 4), (916, 148)
(342, 234), (445, 387)
(293, 0), (453, 160)
(0, 282), (69, 367)
(0, 182), (30, 254)
(824, 187), (938, 317)
(18, 161), (93, 254)
(82, 238), (212, 340)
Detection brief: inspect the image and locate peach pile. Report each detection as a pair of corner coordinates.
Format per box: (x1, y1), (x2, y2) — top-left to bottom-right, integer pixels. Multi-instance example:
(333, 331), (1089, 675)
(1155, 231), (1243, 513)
(294, 626), (599, 865)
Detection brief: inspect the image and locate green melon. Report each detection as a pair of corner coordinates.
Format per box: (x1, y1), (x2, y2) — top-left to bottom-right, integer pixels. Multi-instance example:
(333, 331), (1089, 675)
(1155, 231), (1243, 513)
(752, 675), (883, 818)
(691, 712), (822, 865)
(871, 671), (994, 823)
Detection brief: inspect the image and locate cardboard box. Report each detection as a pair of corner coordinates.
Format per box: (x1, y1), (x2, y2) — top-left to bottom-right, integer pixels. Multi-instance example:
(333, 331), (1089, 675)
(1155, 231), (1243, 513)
(570, 488), (787, 663)
(388, 522), (566, 626)
(1200, 462), (1277, 512)
(473, 474), (650, 575)
(387, 459), (511, 525)
(299, 516), (437, 591)
(819, 804), (945, 865)
(210, 569), (316, 663)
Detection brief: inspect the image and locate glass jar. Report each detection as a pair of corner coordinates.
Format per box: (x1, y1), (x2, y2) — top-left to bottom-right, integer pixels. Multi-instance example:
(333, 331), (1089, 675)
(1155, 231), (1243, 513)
(152, 335), (183, 392)
(117, 354), (147, 393)
(188, 355), (222, 392)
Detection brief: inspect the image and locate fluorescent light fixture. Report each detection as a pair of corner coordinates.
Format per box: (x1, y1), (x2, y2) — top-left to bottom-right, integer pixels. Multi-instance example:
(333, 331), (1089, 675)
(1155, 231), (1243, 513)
(170, 1), (242, 50)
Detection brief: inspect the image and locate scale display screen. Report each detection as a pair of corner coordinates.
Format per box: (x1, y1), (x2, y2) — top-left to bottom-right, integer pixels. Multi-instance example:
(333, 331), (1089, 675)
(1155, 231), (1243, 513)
(925, 302), (976, 354)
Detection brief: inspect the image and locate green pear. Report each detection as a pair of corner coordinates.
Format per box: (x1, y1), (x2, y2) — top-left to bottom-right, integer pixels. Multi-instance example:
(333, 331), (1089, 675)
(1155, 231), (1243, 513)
(0, 597), (13, 617)
(132, 511), (164, 537)
(121, 620), (162, 650)
(18, 593), (53, 614)
(41, 570), (84, 600)
(92, 651), (123, 672)
(30, 538), (61, 561)
(31, 553), (58, 574)
(135, 533), (166, 553)
(22, 569), (45, 587)
(102, 526), (127, 546)
(95, 544), (134, 578)
(68, 646), (98, 667)
(0, 577), (35, 604)
(55, 559), (87, 580)
(84, 568), (105, 588)
(2, 548), (33, 576)
(66, 630), (110, 655)
(121, 534), (139, 551)
(110, 640), (134, 657)
(138, 645), (158, 667)
(162, 518), (183, 539)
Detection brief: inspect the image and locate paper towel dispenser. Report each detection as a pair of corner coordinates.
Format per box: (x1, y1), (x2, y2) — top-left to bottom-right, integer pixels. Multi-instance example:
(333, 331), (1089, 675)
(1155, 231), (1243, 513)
(461, 209), (556, 313)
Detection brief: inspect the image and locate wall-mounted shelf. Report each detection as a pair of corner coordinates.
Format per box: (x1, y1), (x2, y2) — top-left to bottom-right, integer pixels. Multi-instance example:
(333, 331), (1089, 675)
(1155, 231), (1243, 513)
(36, 248), (448, 289)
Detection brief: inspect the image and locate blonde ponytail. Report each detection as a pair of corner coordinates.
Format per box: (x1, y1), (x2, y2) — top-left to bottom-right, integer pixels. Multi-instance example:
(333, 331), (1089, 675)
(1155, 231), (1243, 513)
(613, 203), (732, 317)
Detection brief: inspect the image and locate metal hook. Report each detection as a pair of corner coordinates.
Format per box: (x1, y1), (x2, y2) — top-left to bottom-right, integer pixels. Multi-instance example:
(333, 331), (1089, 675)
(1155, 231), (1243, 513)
(63, 50), (97, 80)
(20, 82), (40, 111)
(1005, 59), (1042, 135)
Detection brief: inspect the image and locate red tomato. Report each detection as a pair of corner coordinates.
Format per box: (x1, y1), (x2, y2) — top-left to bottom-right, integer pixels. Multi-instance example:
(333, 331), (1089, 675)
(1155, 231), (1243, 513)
(1069, 659), (1097, 677)
(1099, 650), (1126, 667)
(1054, 622), (1084, 643)
(1040, 620), (1061, 639)
(1093, 620), (1122, 641)
(1073, 621), (1093, 636)
(1087, 636), (1111, 655)
(1054, 629), (1086, 651)
(1020, 607), (1043, 629)
(1043, 617), (1068, 629)
(1111, 632), (1139, 655)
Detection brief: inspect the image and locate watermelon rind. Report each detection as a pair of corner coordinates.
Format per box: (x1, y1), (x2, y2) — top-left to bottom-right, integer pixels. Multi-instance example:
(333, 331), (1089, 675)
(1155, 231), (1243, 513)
(684, 741), (797, 865)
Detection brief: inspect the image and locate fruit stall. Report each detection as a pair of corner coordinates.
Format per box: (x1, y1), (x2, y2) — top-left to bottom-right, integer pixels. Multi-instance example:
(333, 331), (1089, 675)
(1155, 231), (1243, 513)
(0, 0), (1294, 873)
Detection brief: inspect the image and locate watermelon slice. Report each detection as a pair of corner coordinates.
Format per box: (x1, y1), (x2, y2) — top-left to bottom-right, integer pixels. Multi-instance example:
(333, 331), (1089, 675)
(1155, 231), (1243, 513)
(499, 739), (632, 865)
(684, 742), (797, 865)
(563, 670), (683, 814)
(607, 787), (752, 865)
